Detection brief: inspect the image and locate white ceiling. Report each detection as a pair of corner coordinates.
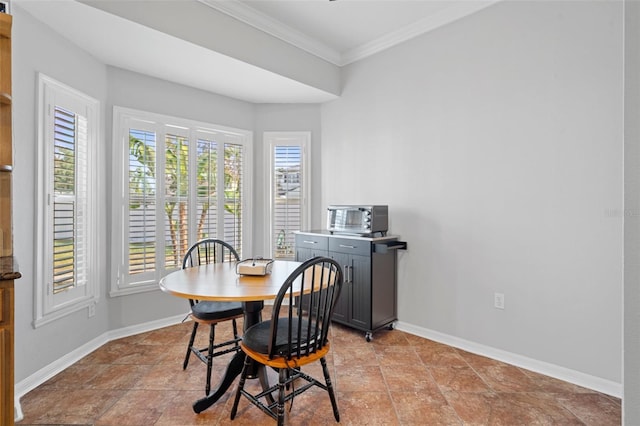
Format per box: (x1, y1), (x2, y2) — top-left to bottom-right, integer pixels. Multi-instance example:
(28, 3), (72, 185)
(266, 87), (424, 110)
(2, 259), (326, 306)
(205, 0), (499, 66)
(15, 0), (498, 103)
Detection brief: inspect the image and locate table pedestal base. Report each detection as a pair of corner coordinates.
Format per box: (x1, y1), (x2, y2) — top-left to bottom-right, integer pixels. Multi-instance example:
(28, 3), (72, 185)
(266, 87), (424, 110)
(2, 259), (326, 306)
(193, 351), (245, 413)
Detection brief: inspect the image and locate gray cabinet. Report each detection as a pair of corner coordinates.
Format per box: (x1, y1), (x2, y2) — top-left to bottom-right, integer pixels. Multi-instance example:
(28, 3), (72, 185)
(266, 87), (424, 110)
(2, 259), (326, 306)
(328, 238), (372, 330)
(294, 233), (328, 261)
(295, 232), (405, 341)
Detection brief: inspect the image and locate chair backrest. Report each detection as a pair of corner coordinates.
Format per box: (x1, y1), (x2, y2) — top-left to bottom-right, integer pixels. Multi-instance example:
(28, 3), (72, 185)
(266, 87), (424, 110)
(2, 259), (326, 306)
(182, 238), (240, 269)
(267, 256), (343, 361)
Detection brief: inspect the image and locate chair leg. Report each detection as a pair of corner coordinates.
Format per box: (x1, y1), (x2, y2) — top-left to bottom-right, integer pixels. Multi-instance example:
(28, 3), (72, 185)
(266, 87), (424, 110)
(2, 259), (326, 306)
(277, 368), (287, 426)
(321, 357), (340, 422)
(183, 322), (199, 370)
(230, 355), (252, 420)
(206, 324), (216, 395)
(232, 318), (240, 348)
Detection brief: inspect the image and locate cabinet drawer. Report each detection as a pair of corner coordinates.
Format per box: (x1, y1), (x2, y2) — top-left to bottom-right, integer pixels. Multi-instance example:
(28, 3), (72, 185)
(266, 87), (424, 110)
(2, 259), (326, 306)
(295, 234), (328, 251)
(329, 238), (371, 256)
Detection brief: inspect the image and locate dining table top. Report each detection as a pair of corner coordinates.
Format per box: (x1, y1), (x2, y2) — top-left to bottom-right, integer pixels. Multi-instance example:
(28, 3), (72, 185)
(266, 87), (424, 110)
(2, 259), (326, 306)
(159, 260), (303, 302)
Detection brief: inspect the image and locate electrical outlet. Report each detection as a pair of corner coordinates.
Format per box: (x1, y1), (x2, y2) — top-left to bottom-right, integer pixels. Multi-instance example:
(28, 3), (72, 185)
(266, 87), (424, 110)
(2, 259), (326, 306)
(494, 293), (505, 310)
(88, 303), (96, 318)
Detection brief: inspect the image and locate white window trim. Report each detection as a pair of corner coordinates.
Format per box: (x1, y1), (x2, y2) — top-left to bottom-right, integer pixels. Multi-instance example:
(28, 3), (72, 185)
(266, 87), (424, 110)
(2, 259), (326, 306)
(34, 74), (100, 328)
(111, 106), (253, 296)
(264, 131), (310, 257)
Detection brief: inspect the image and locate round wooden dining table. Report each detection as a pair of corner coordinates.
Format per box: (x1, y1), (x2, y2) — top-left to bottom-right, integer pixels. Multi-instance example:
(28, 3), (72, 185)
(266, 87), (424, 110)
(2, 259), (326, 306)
(159, 259), (302, 413)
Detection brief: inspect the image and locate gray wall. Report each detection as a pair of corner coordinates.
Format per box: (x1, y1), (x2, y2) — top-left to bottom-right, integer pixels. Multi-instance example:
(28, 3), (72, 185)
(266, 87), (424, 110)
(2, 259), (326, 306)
(321, 1), (623, 383)
(624, 0), (640, 422)
(12, 5), (111, 382)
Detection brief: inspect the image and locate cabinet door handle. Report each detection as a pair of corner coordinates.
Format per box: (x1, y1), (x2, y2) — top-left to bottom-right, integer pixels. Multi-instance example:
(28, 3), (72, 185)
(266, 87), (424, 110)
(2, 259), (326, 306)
(343, 265), (350, 283)
(339, 244), (356, 249)
(303, 240), (317, 244)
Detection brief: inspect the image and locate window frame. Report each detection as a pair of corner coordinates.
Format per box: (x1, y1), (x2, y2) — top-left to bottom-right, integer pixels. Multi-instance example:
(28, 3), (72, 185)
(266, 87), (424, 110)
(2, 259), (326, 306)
(264, 131), (310, 259)
(34, 74), (100, 327)
(111, 106), (253, 296)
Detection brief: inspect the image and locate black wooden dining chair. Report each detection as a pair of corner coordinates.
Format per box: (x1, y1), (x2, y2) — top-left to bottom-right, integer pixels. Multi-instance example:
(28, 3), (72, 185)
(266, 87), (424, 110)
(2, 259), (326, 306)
(230, 256), (344, 426)
(182, 238), (244, 395)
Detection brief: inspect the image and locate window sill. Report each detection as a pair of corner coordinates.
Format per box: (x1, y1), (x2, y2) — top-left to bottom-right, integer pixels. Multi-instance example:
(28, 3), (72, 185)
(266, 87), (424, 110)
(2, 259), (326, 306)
(109, 282), (160, 298)
(33, 297), (98, 329)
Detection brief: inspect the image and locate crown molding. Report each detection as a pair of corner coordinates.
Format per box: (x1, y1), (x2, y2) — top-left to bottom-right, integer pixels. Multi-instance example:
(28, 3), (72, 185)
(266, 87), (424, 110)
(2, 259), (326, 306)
(341, 0), (501, 65)
(199, 0), (342, 65)
(199, 0), (501, 67)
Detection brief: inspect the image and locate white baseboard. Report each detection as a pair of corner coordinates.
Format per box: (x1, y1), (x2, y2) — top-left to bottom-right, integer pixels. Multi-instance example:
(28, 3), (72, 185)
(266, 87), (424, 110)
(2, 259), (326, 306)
(395, 321), (622, 398)
(14, 313), (185, 422)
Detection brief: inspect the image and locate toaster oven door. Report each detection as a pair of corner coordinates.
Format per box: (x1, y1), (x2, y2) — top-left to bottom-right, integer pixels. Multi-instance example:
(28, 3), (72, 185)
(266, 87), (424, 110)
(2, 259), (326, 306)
(327, 207), (368, 233)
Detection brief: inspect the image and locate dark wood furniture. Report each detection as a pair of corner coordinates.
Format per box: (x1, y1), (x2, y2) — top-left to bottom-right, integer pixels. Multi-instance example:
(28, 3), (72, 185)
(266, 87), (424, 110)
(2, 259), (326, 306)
(0, 12), (20, 426)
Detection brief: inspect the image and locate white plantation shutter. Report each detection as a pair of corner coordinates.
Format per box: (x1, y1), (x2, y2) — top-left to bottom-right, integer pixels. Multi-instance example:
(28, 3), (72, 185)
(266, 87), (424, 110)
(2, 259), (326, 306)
(273, 145), (301, 259)
(74, 112), (89, 288)
(36, 74), (98, 326)
(164, 133), (190, 269)
(195, 137), (218, 240)
(128, 128), (156, 276)
(112, 107), (252, 295)
(194, 135), (243, 252)
(266, 132), (310, 260)
(223, 141), (243, 255)
(52, 106), (77, 293)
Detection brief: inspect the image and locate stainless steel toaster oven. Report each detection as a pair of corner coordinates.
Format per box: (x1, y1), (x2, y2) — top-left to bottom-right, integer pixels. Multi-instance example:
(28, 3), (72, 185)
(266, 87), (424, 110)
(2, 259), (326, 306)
(326, 205), (388, 236)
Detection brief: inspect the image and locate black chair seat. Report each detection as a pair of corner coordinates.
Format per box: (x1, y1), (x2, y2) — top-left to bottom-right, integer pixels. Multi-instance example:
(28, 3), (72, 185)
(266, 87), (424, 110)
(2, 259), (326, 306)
(192, 301), (243, 321)
(243, 319), (313, 355)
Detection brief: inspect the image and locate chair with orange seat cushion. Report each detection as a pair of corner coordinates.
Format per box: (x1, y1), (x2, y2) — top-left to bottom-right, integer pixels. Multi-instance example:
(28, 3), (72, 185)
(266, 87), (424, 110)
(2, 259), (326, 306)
(230, 256), (344, 425)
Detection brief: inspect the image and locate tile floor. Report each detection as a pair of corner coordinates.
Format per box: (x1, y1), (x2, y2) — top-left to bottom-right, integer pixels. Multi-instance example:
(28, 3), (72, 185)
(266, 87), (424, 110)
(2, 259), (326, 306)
(17, 311), (621, 425)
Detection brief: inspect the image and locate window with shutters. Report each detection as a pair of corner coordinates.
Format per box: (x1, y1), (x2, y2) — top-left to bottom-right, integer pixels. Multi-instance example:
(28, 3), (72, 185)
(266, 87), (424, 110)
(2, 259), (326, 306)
(35, 74), (99, 327)
(265, 132), (310, 260)
(111, 107), (252, 295)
